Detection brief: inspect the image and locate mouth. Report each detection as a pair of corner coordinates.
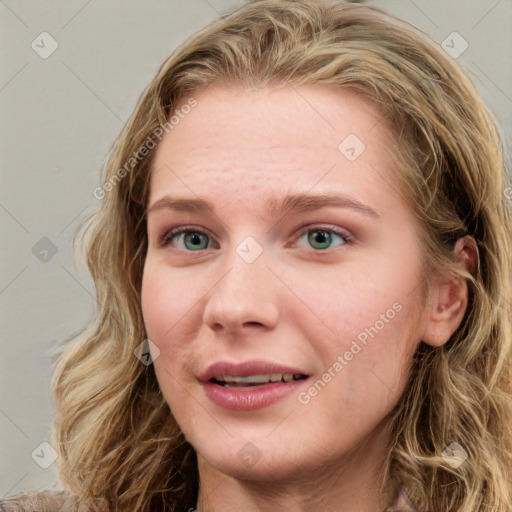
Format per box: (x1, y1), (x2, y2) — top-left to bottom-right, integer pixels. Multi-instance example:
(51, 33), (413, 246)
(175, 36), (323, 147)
(210, 373), (308, 388)
(198, 360), (311, 410)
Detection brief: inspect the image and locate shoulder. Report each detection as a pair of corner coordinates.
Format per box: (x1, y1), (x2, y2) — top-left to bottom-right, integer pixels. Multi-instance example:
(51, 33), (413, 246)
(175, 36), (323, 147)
(0, 489), (71, 512)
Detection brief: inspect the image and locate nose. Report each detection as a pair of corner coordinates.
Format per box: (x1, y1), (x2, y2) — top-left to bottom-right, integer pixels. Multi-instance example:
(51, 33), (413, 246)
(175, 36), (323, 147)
(202, 245), (280, 336)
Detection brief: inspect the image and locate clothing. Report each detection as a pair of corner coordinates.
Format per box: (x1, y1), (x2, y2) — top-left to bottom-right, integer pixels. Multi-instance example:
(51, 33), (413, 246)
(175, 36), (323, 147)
(0, 483), (422, 511)
(0, 489), (69, 511)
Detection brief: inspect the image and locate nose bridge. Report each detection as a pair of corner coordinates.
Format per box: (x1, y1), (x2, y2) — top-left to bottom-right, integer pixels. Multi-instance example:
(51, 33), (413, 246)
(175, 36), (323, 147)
(202, 235), (279, 333)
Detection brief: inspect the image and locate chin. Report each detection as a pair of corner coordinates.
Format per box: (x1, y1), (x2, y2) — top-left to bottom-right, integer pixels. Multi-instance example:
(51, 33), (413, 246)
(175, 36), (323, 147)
(205, 451), (304, 482)
(194, 435), (322, 484)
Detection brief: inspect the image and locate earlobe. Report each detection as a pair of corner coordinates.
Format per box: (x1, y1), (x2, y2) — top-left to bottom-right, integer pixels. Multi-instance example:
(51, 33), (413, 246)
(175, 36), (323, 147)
(422, 278), (468, 347)
(421, 236), (477, 347)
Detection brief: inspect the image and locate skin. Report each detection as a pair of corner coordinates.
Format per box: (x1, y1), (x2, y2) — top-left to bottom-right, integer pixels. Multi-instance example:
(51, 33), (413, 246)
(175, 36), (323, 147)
(141, 83), (477, 512)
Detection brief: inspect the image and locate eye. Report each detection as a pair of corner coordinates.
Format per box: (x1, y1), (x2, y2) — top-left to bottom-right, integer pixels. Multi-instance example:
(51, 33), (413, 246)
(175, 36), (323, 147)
(294, 224), (351, 251)
(159, 223), (352, 253)
(160, 225), (216, 251)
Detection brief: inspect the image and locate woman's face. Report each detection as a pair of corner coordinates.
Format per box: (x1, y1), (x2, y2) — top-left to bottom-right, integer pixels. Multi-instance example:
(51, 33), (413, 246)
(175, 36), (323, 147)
(141, 83), (430, 482)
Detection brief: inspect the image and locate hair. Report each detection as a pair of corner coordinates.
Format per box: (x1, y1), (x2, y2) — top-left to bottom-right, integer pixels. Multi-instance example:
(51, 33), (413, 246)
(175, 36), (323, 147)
(48, 1), (512, 510)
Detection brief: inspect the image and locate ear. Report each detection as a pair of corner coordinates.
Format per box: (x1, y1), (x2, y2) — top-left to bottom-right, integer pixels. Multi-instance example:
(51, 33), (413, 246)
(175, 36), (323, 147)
(421, 236), (478, 347)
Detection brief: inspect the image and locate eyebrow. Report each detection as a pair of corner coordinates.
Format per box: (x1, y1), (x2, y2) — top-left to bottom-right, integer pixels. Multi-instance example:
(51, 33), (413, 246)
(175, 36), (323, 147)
(147, 191), (380, 219)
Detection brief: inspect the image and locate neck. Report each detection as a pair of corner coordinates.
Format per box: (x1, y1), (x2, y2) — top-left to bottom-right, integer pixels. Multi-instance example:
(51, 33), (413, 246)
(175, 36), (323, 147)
(195, 417), (393, 512)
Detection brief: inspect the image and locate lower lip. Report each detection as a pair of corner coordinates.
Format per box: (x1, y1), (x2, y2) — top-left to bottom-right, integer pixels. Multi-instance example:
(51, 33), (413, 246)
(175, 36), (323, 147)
(201, 379), (308, 411)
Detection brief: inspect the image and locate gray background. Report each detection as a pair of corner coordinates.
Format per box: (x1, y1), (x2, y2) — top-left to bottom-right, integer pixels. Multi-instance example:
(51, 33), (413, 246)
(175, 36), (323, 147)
(1, 0), (511, 498)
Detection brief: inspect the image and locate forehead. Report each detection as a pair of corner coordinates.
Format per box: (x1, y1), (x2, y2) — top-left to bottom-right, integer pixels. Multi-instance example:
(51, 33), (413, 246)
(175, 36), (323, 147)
(149, 83), (406, 218)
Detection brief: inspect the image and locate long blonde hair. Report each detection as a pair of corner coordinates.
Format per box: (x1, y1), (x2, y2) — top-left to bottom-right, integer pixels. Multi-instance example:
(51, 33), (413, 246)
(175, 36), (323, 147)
(50, 1), (512, 510)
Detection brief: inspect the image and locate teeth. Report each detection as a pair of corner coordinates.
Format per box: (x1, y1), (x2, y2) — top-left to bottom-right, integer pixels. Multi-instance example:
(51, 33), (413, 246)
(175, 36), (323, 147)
(223, 374), (271, 383)
(214, 373), (301, 384)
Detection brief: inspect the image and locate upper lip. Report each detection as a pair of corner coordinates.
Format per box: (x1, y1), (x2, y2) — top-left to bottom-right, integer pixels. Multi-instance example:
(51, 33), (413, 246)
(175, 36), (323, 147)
(198, 360), (310, 382)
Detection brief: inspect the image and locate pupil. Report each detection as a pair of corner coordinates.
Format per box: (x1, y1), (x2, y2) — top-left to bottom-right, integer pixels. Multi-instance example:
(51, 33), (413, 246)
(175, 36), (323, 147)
(310, 230), (330, 249)
(187, 232), (205, 249)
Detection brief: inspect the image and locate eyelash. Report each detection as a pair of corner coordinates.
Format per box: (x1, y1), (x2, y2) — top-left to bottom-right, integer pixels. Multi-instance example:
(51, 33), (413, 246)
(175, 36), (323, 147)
(159, 222), (352, 252)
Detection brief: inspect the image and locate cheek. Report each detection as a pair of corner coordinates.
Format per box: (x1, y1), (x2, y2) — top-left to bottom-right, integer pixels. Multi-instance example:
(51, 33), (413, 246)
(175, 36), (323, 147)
(290, 252), (420, 400)
(329, 299), (417, 414)
(301, 305), (416, 444)
(141, 269), (168, 340)
(141, 269), (189, 412)
(289, 257), (417, 341)
(141, 264), (196, 341)
(141, 264), (204, 384)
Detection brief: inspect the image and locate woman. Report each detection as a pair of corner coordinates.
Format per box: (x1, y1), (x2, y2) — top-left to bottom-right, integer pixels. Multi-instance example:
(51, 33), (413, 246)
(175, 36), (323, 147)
(2, 0), (511, 510)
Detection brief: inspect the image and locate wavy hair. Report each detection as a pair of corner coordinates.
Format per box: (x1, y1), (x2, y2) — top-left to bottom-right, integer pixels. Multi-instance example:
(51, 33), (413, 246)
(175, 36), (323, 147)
(49, 1), (512, 510)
